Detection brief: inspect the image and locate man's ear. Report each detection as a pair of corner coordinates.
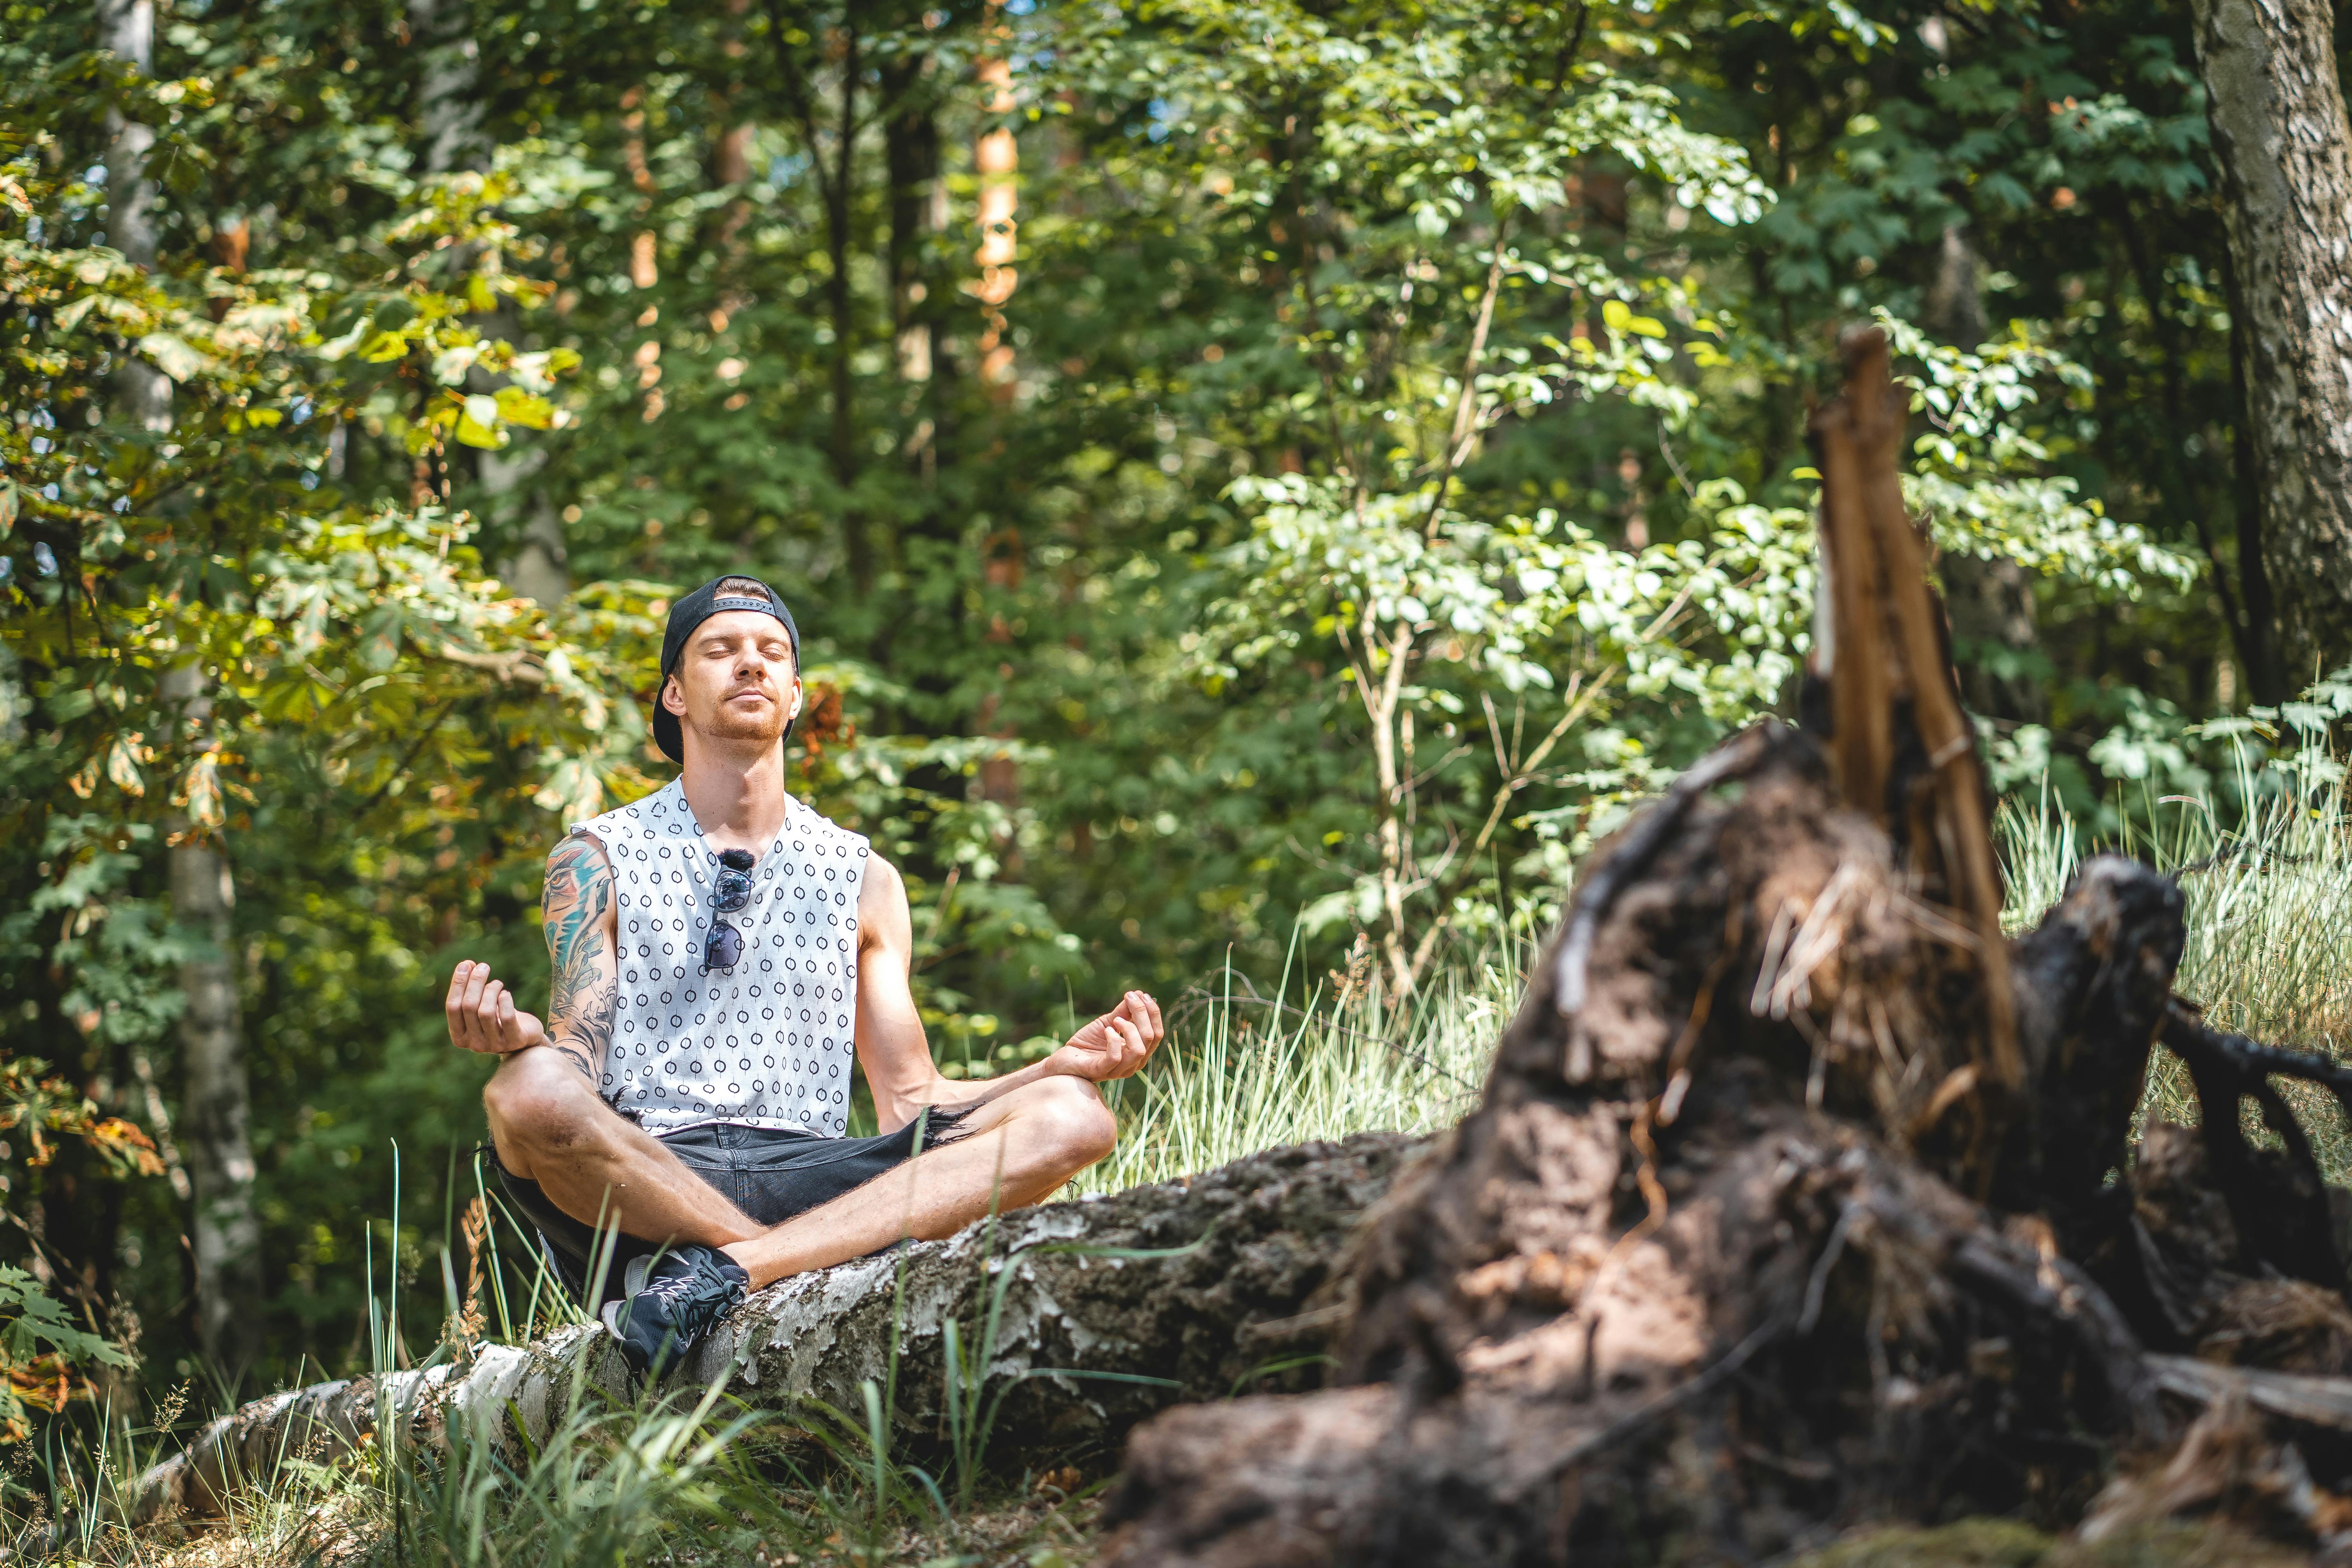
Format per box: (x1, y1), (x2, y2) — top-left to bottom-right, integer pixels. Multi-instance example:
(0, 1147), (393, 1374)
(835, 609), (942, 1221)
(661, 674), (687, 717)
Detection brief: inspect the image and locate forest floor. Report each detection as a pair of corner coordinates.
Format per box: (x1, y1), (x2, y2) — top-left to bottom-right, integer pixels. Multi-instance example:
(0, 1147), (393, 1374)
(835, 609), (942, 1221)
(39, 772), (2352, 1568)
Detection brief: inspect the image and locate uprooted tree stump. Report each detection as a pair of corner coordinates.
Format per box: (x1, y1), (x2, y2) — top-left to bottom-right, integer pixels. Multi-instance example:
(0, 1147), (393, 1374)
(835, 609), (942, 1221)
(1098, 333), (2352, 1566)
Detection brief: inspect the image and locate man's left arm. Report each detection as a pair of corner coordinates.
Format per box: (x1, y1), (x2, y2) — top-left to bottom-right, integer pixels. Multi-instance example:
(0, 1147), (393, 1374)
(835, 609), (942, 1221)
(852, 852), (1163, 1134)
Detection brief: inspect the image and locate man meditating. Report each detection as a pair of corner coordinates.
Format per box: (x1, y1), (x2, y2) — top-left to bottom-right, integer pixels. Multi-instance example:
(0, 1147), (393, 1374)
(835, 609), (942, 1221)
(444, 574), (1164, 1372)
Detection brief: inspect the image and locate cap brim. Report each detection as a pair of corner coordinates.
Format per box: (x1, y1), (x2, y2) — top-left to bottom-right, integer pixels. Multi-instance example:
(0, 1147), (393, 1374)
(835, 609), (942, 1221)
(653, 704), (684, 763)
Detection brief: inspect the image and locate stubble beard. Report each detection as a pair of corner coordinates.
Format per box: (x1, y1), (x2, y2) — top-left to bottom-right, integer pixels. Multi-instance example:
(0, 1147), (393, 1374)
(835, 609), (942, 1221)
(694, 680), (790, 750)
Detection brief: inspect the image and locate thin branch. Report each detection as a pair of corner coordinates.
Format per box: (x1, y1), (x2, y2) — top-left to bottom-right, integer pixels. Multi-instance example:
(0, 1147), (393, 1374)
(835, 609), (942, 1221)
(421, 643), (546, 684)
(1423, 231), (1511, 539)
(356, 698), (460, 814)
(1407, 669), (1613, 983)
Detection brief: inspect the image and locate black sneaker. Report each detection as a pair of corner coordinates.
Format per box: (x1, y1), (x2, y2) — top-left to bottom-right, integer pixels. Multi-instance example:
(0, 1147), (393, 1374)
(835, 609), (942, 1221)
(599, 1244), (750, 1377)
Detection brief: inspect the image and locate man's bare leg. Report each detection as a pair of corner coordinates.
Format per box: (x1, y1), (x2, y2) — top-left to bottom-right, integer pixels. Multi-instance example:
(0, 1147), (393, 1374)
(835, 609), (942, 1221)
(484, 1045), (760, 1249)
(719, 1074), (1116, 1289)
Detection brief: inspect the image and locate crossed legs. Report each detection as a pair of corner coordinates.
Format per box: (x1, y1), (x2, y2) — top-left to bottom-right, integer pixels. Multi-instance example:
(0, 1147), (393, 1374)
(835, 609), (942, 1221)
(482, 1047), (1117, 1291)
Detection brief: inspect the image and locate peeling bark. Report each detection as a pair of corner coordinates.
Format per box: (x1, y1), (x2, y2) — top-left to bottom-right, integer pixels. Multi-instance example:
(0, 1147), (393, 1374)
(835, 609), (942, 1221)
(127, 1134), (1415, 1524)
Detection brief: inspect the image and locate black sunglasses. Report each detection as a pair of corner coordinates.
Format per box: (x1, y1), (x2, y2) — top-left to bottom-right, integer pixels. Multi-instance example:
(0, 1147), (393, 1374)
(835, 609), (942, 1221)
(700, 848), (756, 974)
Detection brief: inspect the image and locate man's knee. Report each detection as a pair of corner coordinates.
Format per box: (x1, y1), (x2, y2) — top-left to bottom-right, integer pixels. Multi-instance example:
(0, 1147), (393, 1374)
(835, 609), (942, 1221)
(483, 1049), (604, 1159)
(1029, 1076), (1117, 1172)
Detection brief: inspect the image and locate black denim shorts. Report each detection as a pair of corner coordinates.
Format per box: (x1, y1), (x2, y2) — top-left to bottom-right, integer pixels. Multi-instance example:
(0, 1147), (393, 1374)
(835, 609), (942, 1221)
(491, 1111), (967, 1308)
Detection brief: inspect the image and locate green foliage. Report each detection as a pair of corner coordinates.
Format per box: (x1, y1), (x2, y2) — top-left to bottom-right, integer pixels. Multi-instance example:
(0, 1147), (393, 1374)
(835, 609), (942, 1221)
(0, 1058), (151, 1441)
(0, 0), (2301, 1401)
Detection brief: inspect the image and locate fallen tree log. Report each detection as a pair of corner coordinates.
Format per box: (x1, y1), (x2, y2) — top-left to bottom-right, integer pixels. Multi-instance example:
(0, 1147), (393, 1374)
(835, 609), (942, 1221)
(128, 1131), (1417, 1524)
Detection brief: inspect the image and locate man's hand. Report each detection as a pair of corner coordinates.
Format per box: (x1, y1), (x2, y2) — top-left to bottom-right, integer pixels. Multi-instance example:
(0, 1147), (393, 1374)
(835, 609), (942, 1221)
(1047, 991), (1165, 1083)
(446, 959), (550, 1055)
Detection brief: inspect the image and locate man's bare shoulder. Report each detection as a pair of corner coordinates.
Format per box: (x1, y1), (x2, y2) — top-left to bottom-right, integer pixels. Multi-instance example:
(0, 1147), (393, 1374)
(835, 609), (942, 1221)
(861, 851), (903, 903)
(857, 849), (911, 944)
(550, 831), (612, 865)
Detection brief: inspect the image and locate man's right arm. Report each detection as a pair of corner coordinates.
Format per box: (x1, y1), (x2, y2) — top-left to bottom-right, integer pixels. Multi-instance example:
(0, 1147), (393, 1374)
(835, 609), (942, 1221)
(446, 833), (619, 1078)
(539, 833), (620, 1080)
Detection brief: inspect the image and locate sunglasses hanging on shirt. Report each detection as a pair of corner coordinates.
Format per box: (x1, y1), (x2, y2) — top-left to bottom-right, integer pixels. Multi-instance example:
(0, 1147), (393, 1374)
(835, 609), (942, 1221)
(701, 848), (756, 974)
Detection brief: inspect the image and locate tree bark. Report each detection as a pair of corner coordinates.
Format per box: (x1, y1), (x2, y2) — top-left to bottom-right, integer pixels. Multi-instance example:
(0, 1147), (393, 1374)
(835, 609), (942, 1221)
(163, 667), (263, 1378)
(824, 37), (867, 588)
(127, 1134), (1418, 1524)
(99, 0), (170, 433)
(2228, 263), (2292, 703)
(102, 0), (264, 1376)
(973, 8), (1018, 398)
(407, 0), (571, 605)
(1924, 223), (2048, 724)
(2190, 0), (2352, 676)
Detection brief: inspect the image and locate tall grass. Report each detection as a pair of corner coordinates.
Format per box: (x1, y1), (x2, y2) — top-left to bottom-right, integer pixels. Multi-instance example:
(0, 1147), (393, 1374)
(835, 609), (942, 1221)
(1071, 948), (1514, 1197)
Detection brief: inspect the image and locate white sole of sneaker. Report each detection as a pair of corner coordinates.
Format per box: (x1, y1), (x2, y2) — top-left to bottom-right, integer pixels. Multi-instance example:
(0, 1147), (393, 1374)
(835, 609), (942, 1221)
(599, 1254), (655, 1338)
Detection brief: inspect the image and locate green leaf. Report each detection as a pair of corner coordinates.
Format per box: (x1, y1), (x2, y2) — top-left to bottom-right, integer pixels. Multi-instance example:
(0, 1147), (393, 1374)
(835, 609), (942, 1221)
(138, 331), (211, 382)
(456, 393), (506, 448)
(0, 1266), (131, 1369)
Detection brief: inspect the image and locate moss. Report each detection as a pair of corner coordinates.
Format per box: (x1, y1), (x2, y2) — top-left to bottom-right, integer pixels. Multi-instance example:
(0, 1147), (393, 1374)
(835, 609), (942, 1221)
(2048, 1521), (2312, 1568)
(1789, 1519), (2310, 1568)
(1789, 1519), (2052, 1568)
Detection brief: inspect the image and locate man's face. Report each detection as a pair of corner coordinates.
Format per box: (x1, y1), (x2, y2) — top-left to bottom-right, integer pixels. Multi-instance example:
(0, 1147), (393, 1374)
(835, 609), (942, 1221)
(664, 610), (801, 753)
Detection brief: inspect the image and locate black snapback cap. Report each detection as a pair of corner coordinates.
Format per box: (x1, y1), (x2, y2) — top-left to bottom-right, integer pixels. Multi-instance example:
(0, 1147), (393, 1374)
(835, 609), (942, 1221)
(653, 574), (802, 763)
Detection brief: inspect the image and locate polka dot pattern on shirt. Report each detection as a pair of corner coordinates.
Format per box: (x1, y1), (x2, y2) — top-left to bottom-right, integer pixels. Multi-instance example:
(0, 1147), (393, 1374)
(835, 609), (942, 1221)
(571, 780), (867, 1138)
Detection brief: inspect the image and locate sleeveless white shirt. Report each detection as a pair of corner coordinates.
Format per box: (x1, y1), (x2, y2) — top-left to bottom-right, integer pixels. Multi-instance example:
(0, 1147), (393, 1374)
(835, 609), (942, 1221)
(569, 778), (867, 1137)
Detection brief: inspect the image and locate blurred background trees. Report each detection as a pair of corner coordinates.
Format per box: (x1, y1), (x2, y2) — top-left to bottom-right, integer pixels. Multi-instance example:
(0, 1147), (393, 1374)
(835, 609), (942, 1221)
(2, 0), (2345, 1398)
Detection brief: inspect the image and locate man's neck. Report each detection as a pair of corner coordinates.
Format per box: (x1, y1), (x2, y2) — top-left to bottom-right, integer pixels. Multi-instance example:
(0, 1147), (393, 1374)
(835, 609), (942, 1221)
(678, 741), (792, 856)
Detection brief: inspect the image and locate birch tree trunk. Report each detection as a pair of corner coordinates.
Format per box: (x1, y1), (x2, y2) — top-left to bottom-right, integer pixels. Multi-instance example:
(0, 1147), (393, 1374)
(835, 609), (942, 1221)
(162, 667), (263, 1377)
(2189, 0), (2352, 675)
(100, 0), (170, 434)
(102, 0), (265, 1375)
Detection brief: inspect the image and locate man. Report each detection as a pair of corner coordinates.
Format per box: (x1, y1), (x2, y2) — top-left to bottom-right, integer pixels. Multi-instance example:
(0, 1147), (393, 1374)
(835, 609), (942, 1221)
(445, 574), (1164, 1373)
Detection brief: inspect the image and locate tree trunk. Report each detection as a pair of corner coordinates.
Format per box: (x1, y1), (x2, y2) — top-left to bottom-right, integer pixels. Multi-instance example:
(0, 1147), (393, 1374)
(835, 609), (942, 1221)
(1924, 223), (2047, 724)
(163, 667), (263, 1378)
(128, 1134), (1418, 1523)
(102, 0), (264, 1377)
(973, 9), (1018, 397)
(408, 0), (571, 605)
(2190, 0), (2352, 676)
(823, 38), (868, 589)
(885, 60), (936, 384)
(99, 0), (170, 433)
(2228, 264), (2292, 703)
(1943, 553), (2045, 722)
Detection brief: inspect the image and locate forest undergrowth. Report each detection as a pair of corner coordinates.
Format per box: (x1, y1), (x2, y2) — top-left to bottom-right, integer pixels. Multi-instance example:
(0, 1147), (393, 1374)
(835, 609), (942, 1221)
(15, 756), (2352, 1568)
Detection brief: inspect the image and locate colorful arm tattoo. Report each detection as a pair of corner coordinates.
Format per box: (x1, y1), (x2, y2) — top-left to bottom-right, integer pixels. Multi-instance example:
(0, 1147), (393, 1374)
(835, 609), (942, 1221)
(542, 833), (618, 1082)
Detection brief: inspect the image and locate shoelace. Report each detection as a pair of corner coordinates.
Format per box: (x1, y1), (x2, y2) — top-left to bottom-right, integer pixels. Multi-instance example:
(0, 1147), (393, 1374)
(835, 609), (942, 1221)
(645, 1256), (735, 1325)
